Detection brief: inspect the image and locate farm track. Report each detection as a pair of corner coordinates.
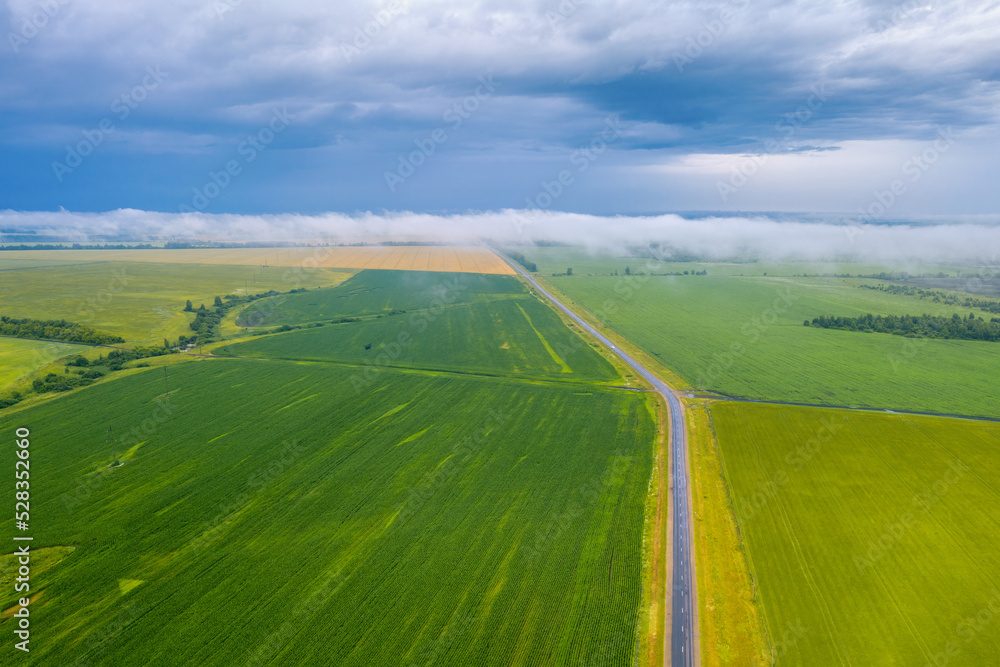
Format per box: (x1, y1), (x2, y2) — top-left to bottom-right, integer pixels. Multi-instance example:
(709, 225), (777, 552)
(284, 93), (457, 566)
(704, 393), (1000, 423)
(495, 253), (698, 667)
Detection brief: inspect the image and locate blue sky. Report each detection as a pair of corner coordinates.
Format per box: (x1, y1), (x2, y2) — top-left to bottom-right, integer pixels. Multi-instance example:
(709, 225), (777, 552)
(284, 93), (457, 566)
(2, 0), (999, 217)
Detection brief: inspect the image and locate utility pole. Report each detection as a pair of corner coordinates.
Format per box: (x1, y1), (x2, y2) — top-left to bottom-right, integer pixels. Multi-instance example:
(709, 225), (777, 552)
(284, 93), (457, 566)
(163, 366), (169, 393)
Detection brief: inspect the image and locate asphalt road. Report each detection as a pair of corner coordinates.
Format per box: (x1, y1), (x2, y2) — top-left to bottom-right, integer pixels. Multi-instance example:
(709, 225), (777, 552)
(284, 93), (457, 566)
(498, 256), (696, 667)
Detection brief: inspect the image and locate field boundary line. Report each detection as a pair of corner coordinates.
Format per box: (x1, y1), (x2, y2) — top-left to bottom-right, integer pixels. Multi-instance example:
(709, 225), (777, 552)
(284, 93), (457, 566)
(706, 394), (1000, 423)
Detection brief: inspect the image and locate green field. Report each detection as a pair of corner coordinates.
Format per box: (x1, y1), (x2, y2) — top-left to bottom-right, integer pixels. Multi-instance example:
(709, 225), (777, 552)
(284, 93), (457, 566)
(711, 402), (1000, 665)
(220, 270), (620, 383)
(1, 356), (653, 666)
(235, 269), (518, 327)
(536, 271), (1000, 417)
(0, 263), (658, 666)
(521, 247), (970, 279)
(0, 338), (90, 391)
(0, 261), (352, 345)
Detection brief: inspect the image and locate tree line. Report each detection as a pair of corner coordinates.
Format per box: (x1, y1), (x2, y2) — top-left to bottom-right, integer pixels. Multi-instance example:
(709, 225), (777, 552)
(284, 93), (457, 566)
(805, 312), (1000, 342)
(183, 289), (294, 344)
(860, 283), (1000, 314)
(0, 315), (125, 345)
(505, 251), (537, 273)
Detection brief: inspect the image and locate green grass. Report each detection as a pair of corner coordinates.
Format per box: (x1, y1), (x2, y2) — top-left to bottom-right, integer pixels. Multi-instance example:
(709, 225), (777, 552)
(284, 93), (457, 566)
(710, 402), (1000, 665)
(0, 338), (90, 391)
(541, 273), (1000, 417)
(219, 270), (620, 383)
(1, 357), (654, 666)
(522, 247), (970, 278)
(219, 299), (617, 382)
(234, 269), (521, 326)
(0, 261), (352, 345)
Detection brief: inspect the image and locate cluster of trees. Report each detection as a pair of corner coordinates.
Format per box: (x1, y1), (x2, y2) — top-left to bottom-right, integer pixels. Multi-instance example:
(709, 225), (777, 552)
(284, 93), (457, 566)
(860, 283), (1000, 314)
(32, 368), (104, 394)
(0, 393), (23, 409)
(184, 291), (285, 343)
(104, 345), (173, 371)
(0, 315), (124, 344)
(805, 312), (1000, 342)
(610, 267), (707, 277)
(796, 271), (955, 279)
(188, 302), (225, 342)
(506, 252), (537, 272)
(1, 337), (176, 412)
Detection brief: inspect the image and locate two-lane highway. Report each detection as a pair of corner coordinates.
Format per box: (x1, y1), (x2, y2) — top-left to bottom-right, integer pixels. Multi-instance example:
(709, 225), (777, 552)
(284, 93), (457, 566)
(499, 255), (697, 667)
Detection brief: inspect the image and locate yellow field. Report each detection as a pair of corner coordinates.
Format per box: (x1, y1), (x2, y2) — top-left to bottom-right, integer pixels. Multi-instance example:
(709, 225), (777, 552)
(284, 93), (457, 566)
(1, 246), (515, 275)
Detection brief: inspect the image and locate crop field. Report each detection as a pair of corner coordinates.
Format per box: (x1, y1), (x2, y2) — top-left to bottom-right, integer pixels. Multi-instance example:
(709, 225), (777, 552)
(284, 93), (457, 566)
(235, 269), (521, 326)
(0, 245), (515, 275)
(222, 298), (616, 382)
(710, 402), (1000, 665)
(0, 338), (90, 390)
(0, 357), (654, 666)
(540, 272), (1000, 417)
(220, 270), (619, 383)
(0, 261), (353, 345)
(521, 247), (970, 278)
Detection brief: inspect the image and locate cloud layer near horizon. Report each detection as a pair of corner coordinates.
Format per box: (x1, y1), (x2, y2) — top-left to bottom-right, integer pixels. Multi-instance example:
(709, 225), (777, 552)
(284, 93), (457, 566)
(3, 209), (999, 266)
(2, 0), (999, 214)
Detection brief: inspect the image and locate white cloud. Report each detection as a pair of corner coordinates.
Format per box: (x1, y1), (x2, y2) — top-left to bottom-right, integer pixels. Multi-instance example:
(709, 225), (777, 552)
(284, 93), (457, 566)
(2, 208), (999, 266)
